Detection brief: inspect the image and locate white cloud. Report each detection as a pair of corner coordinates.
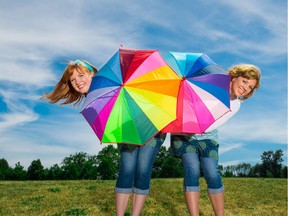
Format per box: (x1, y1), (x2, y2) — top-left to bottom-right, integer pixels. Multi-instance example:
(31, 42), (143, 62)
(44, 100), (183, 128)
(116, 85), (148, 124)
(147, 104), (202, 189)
(219, 143), (244, 154)
(0, 88), (40, 132)
(219, 113), (287, 145)
(0, 112), (38, 131)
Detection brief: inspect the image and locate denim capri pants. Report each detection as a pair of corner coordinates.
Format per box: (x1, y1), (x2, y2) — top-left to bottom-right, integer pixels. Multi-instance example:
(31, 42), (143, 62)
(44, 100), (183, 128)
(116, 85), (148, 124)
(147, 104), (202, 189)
(171, 131), (224, 194)
(115, 133), (166, 195)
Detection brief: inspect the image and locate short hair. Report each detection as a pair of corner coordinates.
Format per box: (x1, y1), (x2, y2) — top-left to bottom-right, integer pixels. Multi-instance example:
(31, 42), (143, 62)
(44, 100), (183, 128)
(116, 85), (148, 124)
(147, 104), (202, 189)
(227, 64), (261, 100)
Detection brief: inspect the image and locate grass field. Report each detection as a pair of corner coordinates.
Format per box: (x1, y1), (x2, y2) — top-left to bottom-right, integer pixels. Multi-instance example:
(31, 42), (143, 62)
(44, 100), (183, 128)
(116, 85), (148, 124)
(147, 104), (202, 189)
(0, 178), (287, 215)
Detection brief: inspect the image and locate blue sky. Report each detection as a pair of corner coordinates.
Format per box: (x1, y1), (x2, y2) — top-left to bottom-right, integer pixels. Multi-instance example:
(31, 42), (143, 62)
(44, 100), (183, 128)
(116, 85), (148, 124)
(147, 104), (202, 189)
(0, 0), (287, 169)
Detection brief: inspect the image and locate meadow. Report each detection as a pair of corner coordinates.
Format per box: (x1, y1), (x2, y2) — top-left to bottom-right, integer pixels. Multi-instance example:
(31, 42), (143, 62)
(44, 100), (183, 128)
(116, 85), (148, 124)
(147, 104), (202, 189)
(0, 178), (287, 216)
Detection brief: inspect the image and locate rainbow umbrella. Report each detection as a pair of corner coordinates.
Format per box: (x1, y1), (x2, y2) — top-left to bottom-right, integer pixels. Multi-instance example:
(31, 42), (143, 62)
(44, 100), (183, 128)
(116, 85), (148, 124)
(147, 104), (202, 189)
(81, 48), (181, 145)
(162, 52), (230, 134)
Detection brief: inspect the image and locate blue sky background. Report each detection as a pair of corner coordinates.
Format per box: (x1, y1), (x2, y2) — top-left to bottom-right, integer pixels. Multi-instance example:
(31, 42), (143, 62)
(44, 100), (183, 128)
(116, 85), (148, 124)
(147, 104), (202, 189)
(0, 0), (287, 169)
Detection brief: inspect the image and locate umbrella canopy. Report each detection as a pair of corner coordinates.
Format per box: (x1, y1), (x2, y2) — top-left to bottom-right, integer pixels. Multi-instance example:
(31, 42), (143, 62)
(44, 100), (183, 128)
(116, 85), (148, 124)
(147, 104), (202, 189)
(162, 52), (231, 134)
(81, 48), (181, 145)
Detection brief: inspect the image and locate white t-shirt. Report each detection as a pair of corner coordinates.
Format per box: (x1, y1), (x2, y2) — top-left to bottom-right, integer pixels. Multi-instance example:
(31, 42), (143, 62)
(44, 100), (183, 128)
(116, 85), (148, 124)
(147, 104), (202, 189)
(205, 99), (241, 132)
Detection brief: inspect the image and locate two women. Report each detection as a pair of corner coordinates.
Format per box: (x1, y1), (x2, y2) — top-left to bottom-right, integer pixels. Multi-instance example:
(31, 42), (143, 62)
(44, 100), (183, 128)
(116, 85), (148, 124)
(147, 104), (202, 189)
(43, 60), (261, 216)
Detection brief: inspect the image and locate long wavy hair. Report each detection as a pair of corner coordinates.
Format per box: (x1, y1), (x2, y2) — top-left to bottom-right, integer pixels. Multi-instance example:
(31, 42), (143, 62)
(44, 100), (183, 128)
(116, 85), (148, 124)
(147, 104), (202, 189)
(41, 60), (98, 106)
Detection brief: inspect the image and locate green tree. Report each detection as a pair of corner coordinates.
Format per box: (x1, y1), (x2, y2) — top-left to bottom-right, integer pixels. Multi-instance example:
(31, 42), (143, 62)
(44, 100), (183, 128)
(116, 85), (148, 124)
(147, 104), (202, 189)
(11, 162), (27, 180)
(280, 165), (287, 178)
(223, 165), (236, 177)
(0, 158), (10, 180)
(27, 159), (44, 180)
(249, 163), (261, 177)
(82, 155), (98, 179)
(152, 146), (169, 178)
(260, 150), (283, 178)
(152, 146), (183, 178)
(160, 156), (183, 178)
(61, 152), (92, 179)
(96, 145), (120, 180)
(271, 150), (284, 177)
(236, 163), (252, 177)
(46, 164), (63, 180)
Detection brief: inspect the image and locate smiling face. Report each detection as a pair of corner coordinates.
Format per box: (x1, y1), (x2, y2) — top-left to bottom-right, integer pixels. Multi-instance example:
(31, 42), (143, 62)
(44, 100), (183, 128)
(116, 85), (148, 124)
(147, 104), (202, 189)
(227, 64), (261, 100)
(69, 68), (93, 94)
(230, 76), (257, 99)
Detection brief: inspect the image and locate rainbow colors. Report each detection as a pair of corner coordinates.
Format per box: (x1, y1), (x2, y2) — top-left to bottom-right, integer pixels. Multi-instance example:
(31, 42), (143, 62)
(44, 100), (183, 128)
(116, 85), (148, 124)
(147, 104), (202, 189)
(81, 48), (181, 145)
(162, 52), (231, 134)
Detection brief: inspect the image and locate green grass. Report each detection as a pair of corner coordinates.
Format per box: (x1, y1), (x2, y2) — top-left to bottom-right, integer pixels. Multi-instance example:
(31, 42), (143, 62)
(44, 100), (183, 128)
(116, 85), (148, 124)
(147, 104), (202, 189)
(0, 178), (287, 215)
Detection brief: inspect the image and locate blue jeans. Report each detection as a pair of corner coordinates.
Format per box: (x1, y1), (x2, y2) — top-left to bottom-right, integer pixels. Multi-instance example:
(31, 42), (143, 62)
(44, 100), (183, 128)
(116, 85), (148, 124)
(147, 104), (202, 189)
(115, 133), (166, 195)
(171, 133), (223, 194)
(183, 152), (224, 194)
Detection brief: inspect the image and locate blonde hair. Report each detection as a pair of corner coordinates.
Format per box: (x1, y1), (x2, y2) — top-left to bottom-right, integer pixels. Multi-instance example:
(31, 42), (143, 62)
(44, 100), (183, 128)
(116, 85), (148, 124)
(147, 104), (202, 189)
(42, 60), (97, 106)
(227, 64), (261, 100)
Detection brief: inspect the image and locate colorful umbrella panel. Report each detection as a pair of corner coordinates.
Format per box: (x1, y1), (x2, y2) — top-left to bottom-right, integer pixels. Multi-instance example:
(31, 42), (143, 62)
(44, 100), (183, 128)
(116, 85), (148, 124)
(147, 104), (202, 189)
(162, 52), (231, 134)
(81, 48), (181, 145)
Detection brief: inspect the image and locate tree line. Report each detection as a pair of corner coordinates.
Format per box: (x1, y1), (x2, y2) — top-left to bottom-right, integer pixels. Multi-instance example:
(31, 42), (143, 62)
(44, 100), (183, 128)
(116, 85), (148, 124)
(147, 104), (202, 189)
(0, 146), (286, 180)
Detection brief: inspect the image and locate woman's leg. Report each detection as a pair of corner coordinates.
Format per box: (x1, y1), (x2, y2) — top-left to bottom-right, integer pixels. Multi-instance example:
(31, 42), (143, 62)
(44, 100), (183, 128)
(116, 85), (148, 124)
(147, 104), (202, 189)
(115, 148), (138, 216)
(208, 192), (224, 216)
(115, 192), (131, 216)
(184, 191), (200, 216)
(132, 133), (166, 215)
(201, 156), (224, 216)
(131, 193), (147, 216)
(182, 152), (201, 216)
